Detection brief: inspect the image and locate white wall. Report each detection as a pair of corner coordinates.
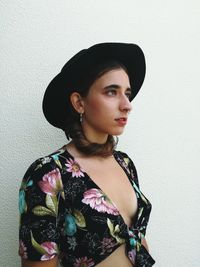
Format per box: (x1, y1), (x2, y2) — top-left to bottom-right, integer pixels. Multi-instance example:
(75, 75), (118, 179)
(1, 1), (199, 266)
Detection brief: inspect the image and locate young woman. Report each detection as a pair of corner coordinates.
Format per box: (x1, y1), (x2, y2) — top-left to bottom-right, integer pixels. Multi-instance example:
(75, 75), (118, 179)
(19, 43), (155, 267)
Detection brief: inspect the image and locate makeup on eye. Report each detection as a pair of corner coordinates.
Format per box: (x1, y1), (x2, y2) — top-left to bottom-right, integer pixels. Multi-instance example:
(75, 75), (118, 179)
(103, 84), (132, 99)
(106, 89), (117, 96)
(125, 92), (132, 100)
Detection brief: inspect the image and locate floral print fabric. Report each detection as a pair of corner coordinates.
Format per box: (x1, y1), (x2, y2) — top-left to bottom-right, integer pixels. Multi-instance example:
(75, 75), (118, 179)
(19, 146), (155, 266)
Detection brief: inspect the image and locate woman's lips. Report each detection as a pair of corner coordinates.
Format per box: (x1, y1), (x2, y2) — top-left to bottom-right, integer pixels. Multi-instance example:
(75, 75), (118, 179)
(115, 118), (127, 126)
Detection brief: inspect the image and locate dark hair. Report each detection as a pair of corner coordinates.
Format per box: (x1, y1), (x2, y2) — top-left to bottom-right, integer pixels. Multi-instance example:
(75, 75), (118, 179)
(64, 60), (129, 157)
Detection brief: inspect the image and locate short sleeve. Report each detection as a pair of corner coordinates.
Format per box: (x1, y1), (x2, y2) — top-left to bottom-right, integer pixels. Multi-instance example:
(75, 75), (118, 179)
(18, 156), (65, 261)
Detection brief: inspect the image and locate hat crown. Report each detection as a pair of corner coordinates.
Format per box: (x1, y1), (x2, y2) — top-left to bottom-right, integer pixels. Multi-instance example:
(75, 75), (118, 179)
(61, 49), (87, 73)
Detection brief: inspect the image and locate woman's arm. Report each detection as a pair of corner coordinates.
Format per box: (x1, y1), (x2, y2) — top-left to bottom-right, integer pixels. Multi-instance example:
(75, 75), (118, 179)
(22, 256), (58, 267)
(19, 159), (64, 265)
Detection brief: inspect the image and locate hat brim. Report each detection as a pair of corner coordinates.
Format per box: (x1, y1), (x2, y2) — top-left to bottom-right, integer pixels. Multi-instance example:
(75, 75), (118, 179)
(43, 42), (146, 130)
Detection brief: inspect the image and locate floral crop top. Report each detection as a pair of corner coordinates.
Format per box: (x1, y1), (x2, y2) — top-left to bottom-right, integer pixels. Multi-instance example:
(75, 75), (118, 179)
(19, 146), (155, 266)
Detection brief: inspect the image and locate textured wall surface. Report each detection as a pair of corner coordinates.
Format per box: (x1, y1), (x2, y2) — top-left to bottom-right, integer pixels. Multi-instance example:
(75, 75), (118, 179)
(0, 1), (200, 266)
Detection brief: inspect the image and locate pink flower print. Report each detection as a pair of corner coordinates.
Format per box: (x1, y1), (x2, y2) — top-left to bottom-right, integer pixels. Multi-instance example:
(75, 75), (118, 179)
(40, 241), (58, 261)
(128, 248), (136, 264)
(100, 237), (116, 254)
(19, 240), (28, 259)
(65, 158), (84, 178)
(38, 168), (63, 196)
(74, 256), (95, 267)
(82, 188), (119, 215)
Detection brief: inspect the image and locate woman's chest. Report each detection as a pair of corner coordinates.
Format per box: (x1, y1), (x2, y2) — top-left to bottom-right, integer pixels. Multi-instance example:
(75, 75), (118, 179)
(70, 156), (138, 227)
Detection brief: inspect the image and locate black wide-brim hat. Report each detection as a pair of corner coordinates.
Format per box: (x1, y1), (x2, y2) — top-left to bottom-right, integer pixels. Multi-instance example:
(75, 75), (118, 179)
(42, 42), (146, 130)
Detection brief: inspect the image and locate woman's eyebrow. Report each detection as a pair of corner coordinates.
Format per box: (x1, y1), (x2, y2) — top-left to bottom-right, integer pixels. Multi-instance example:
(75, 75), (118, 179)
(103, 84), (132, 91)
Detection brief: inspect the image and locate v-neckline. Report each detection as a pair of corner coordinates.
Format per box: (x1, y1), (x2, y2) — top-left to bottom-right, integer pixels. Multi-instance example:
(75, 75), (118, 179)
(62, 146), (140, 229)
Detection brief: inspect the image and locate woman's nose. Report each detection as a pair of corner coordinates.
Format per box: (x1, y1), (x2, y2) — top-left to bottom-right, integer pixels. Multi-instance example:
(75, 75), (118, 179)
(119, 94), (132, 113)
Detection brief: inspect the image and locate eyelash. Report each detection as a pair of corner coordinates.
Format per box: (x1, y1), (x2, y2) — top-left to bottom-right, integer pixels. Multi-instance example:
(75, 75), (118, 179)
(106, 90), (131, 100)
(125, 92), (132, 100)
(106, 90), (116, 96)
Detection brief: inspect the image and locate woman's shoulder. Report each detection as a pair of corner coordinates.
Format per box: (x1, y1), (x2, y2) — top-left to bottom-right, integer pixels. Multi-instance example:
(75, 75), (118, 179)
(114, 149), (139, 186)
(114, 149), (135, 165)
(22, 146), (67, 182)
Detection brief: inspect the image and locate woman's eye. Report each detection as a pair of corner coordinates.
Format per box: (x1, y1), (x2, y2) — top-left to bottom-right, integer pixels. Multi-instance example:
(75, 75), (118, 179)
(125, 92), (132, 100)
(106, 90), (116, 96)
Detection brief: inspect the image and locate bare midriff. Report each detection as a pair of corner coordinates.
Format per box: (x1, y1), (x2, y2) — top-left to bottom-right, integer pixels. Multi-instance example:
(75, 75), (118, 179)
(96, 243), (134, 267)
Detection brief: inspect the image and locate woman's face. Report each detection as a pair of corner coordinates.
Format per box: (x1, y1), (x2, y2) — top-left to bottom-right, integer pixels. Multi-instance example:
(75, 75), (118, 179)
(81, 68), (132, 143)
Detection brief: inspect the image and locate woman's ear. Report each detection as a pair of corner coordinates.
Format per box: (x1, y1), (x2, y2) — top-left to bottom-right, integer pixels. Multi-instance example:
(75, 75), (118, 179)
(70, 92), (84, 113)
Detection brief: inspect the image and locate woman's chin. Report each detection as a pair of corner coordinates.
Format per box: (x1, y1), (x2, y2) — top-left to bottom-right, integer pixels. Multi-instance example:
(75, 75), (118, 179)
(111, 129), (125, 136)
